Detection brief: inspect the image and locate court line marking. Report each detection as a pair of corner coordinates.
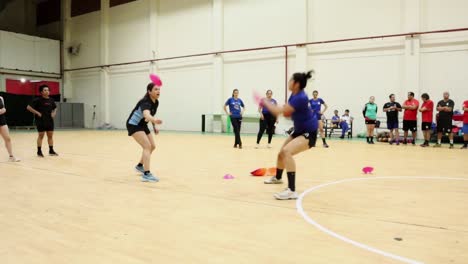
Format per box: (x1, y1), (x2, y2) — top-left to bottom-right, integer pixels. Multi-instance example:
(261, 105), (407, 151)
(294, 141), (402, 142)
(296, 176), (468, 264)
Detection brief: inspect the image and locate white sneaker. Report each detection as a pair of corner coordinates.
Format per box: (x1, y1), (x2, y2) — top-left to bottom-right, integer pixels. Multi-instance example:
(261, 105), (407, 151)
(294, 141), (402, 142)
(274, 188), (298, 200)
(8, 156), (20, 162)
(255, 144), (260, 149)
(264, 176), (283, 184)
(267, 144), (272, 148)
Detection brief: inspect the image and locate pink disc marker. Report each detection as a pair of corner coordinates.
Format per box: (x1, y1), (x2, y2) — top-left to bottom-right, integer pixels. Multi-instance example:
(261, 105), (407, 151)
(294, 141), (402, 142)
(362, 166), (374, 174)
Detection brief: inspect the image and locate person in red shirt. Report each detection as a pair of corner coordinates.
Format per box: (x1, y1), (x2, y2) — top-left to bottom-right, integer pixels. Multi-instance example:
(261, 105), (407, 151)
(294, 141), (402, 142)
(462, 100), (468, 149)
(419, 93), (434, 147)
(402, 92), (419, 145)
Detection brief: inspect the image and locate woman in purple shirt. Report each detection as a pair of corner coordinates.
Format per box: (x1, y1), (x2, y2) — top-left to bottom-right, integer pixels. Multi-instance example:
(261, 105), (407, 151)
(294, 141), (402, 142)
(261, 71), (317, 200)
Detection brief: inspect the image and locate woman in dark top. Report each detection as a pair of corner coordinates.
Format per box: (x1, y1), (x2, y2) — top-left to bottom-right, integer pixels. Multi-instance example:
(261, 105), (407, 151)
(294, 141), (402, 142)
(256, 90), (277, 148)
(0, 96), (20, 162)
(27, 85), (58, 157)
(127, 82), (162, 182)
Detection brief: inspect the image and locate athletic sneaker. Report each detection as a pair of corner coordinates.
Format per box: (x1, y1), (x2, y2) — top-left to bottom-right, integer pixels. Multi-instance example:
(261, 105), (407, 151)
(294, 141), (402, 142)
(8, 156), (20, 162)
(420, 143), (429, 147)
(461, 145), (467, 149)
(449, 144), (454, 149)
(433, 143), (442, 148)
(403, 141), (407, 145)
(412, 141), (416, 146)
(395, 141), (400, 145)
(37, 151), (44, 157)
(323, 143), (329, 148)
(274, 188), (298, 200)
(49, 151), (59, 156)
(264, 176), (283, 184)
(135, 165), (144, 173)
(141, 173), (159, 182)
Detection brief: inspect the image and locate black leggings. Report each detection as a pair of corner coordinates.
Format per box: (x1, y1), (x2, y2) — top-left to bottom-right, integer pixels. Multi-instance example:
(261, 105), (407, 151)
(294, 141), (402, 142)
(257, 113), (276, 144)
(230, 117), (242, 146)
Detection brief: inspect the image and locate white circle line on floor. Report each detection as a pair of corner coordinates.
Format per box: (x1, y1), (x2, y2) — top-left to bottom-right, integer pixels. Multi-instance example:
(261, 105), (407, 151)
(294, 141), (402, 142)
(296, 176), (468, 264)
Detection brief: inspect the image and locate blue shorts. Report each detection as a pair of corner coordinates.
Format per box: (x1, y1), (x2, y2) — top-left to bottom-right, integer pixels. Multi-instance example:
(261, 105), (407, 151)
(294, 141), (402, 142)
(463, 124), (468, 134)
(387, 121), (399, 130)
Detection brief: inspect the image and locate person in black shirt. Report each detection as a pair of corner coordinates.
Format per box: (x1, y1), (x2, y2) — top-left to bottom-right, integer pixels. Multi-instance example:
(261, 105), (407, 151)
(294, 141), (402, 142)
(383, 94), (402, 145)
(126, 82), (162, 182)
(0, 96), (20, 162)
(434, 92), (455, 148)
(27, 85), (58, 157)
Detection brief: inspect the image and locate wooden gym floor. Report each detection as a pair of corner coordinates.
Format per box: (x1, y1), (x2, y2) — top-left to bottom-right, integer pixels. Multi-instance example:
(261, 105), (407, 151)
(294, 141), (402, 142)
(0, 130), (467, 264)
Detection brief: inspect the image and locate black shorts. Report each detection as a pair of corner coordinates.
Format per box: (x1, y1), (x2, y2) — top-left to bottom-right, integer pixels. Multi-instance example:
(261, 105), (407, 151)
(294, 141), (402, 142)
(365, 119), (376, 125)
(0, 116), (6, 126)
(403, 120), (417, 132)
(127, 124), (150, 136)
(291, 130), (317, 148)
(421, 122), (432, 131)
(437, 119), (452, 133)
(36, 120), (54, 132)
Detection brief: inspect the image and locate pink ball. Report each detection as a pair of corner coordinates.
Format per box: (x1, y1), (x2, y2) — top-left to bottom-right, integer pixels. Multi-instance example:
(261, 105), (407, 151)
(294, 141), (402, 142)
(150, 73), (162, 87)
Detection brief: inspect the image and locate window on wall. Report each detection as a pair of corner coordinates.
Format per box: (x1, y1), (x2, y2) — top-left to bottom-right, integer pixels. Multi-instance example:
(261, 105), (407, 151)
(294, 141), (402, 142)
(36, 0), (61, 26)
(110, 0), (138, 8)
(71, 0), (101, 17)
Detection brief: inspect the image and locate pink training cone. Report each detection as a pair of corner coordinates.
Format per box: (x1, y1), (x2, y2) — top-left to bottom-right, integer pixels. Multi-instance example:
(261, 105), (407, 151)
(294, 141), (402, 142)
(362, 166), (374, 174)
(223, 174), (235, 179)
(150, 73), (162, 86)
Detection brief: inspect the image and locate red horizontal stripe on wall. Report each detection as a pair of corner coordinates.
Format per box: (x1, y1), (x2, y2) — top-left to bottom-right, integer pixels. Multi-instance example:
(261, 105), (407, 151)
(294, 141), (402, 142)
(6, 79), (60, 96)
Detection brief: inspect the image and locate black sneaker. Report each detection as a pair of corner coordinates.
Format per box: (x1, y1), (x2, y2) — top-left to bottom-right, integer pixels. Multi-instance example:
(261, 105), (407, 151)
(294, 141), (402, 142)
(461, 145), (467, 149)
(37, 151), (44, 157)
(49, 150), (59, 156)
(403, 141), (407, 145)
(449, 144), (454, 149)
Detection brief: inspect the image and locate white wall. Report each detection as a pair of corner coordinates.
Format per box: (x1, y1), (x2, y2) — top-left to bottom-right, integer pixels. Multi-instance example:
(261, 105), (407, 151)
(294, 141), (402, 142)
(0, 30), (60, 73)
(224, 0), (306, 50)
(109, 0), (150, 64)
(69, 71), (101, 128)
(65, 0), (468, 133)
(69, 11), (101, 69)
(158, 0), (212, 57)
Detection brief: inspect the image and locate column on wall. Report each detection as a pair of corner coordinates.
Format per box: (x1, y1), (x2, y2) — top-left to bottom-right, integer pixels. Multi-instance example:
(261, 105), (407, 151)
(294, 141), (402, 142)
(149, 0), (158, 75)
(100, 0), (110, 124)
(403, 0), (422, 138)
(62, 0), (72, 99)
(212, 0), (224, 115)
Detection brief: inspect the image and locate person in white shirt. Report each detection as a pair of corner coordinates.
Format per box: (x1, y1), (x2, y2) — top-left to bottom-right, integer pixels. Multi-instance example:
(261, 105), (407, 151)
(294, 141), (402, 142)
(339, 109), (353, 139)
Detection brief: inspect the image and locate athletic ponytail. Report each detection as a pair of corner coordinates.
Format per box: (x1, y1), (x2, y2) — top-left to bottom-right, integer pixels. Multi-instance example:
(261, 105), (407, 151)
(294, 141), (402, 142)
(144, 82), (155, 100)
(292, 70), (314, 89)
